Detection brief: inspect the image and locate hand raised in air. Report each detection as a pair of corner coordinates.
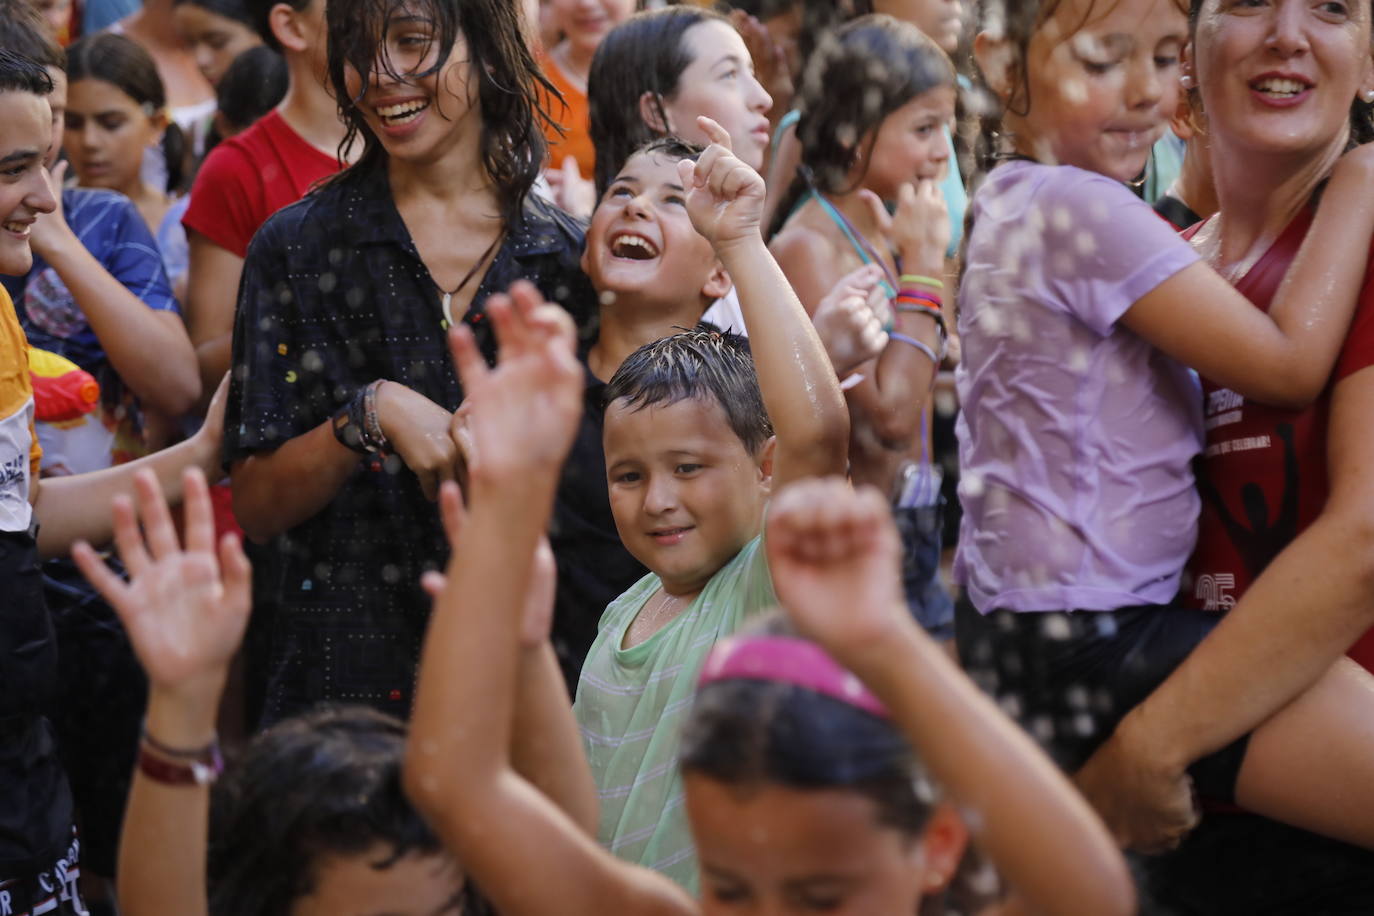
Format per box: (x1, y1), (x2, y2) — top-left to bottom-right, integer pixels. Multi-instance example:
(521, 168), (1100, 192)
(678, 116), (767, 251)
(447, 280), (583, 481)
(766, 477), (909, 661)
(72, 468), (251, 704)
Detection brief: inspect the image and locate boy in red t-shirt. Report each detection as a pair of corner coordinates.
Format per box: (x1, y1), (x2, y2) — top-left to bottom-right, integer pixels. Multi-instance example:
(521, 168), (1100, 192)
(181, 0), (345, 403)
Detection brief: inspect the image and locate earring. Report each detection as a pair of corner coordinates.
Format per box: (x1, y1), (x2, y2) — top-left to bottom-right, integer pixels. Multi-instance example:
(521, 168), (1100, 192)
(1180, 74), (1194, 90)
(1363, 90), (1374, 103)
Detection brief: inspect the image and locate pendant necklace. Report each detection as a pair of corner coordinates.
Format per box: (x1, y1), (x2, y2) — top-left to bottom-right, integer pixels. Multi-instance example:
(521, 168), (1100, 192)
(434, 231), (505, 328)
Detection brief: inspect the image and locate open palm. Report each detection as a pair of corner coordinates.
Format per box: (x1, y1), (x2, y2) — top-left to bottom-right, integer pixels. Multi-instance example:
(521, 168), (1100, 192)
(72, 468), (250, 695)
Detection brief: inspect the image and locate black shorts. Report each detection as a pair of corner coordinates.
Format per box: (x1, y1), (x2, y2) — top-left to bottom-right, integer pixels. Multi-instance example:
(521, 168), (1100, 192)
(893, 504), (955, 641)
(954, 599), (1249, 802)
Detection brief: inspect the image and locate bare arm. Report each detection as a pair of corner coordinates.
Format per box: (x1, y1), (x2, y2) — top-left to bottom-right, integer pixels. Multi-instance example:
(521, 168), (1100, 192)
(229, 419), (360, 543)
(185, 230), (243, 411)
(33, 377), (228, 558)
(768, 480), (1135, 916)
(683, 118), (849, 486)
(404, 287), (694, 916)
(419, 493), (599, 837)
(760, 119), (800, 241)
(1123, 148), (1374, 408)
(231, 381), (463, 543)
(30, 177), (199, 416)
(70, 468), (252, 916)
(1079, 364), (1374, 830)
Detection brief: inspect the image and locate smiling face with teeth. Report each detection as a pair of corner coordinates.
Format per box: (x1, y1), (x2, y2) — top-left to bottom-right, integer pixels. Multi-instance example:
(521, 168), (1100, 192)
(581, 148), (732, 315)
(1192, 0), (1374, 162)
(0, 89), (57, 276)
(342, 6), (480, 165)
(992, 0), (1186, 182)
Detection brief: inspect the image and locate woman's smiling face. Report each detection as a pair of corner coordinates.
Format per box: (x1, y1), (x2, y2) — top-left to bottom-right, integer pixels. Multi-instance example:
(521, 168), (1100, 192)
(342, 5), (480, 166)
(1192, 0), (1374, 161)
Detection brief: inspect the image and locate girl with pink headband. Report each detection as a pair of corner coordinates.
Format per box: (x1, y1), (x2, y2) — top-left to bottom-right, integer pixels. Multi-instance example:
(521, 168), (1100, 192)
(402, 280), (1134, 916)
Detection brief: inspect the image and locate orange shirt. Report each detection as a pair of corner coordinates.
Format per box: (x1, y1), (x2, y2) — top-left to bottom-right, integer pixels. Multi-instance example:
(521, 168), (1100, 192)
(539, 50), (597, 180)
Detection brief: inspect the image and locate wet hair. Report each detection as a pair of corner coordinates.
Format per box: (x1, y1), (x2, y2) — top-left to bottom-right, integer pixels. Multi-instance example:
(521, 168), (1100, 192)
(606, 134), (703, 186)
(1185, 0), (1374, 147)
(588, 6), (730, 197)
(207, 706), (487, 916)
(0, 48), (52, 96)
(681, 614), (995, 915)
(0, 0), (66, 72)
(772, 14), (954, 231)
(246, 0), (311, 52)
(216, 45), (288, 133)
(602, 330), (773, 455)
(65, 33), (187, 193)
(173, 0), (255, 29)
(326, 0), (556, 225)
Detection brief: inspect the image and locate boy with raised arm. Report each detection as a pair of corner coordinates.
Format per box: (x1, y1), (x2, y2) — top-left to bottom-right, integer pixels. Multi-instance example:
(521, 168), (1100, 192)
(575, 118), (848, 888)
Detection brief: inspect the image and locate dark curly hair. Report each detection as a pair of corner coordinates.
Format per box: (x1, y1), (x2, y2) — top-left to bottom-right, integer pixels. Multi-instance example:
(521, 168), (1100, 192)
(326, 0), (557, 225)
(207, 706), (488, 916)
(771, 14), (954, 232)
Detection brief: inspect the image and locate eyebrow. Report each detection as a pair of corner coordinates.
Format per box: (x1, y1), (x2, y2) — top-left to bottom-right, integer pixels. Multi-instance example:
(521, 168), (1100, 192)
(0, 149), (40, 167)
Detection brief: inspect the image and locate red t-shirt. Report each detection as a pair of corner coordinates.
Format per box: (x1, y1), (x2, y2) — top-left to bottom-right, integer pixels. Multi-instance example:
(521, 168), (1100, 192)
(1184, 206), (1374, 672)
(182, 110), (340, 258)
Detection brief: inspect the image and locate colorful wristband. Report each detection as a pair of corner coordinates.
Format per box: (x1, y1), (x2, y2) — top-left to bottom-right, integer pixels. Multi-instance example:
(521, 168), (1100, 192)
(894, 302), (947, 336)
(897, 288), (943, 309)
(888, 332), (941, 366)
(899, 273), (944, 290)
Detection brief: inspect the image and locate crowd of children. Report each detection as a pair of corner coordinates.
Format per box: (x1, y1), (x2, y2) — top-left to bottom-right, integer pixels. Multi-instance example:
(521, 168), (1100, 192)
(3, 0), (1374, 914)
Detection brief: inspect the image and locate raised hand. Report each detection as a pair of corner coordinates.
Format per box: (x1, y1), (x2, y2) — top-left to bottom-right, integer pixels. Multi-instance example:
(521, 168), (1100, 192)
(860, 179), (949, 273)
(447, 280), (583, 480)
(812, 263), (891, 376)
(765, 477), (908, 659)
(421, 480), (556, 649)
(71, 467), (250, 705)
(677, 116), (767, 251)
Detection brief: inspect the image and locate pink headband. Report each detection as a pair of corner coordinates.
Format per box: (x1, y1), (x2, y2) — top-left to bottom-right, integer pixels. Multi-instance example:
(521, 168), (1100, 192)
(698, 635), (891, 719)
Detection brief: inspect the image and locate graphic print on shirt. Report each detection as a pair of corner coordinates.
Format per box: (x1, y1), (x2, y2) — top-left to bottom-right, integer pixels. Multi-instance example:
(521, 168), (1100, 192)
(1194, 409), (1300, 611)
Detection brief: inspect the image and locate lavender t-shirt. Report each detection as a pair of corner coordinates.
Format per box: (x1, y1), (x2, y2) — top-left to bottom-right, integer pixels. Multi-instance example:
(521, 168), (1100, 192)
(955, 161), (1203, 613)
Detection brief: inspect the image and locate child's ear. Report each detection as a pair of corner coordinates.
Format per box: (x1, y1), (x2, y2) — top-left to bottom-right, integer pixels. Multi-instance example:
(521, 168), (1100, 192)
(912, 802), (969, 896)
(972, 31), (1016, 107)
(638, 91), (672, 136)
(756, 436), (777, 492)
(270, 1), (310, 54)
(701, 260), (732, 302)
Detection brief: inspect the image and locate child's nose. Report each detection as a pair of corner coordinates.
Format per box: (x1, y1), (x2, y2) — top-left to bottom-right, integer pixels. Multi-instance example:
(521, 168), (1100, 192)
(643, 475), (678, 513)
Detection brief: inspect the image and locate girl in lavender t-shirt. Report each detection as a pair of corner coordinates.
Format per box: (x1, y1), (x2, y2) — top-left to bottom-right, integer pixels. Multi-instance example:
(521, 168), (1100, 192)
(953, 0), (1374, 801)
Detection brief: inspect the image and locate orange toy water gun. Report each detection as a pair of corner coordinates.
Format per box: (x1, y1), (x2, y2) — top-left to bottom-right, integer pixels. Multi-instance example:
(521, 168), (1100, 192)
(29, 348), (100, 423)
